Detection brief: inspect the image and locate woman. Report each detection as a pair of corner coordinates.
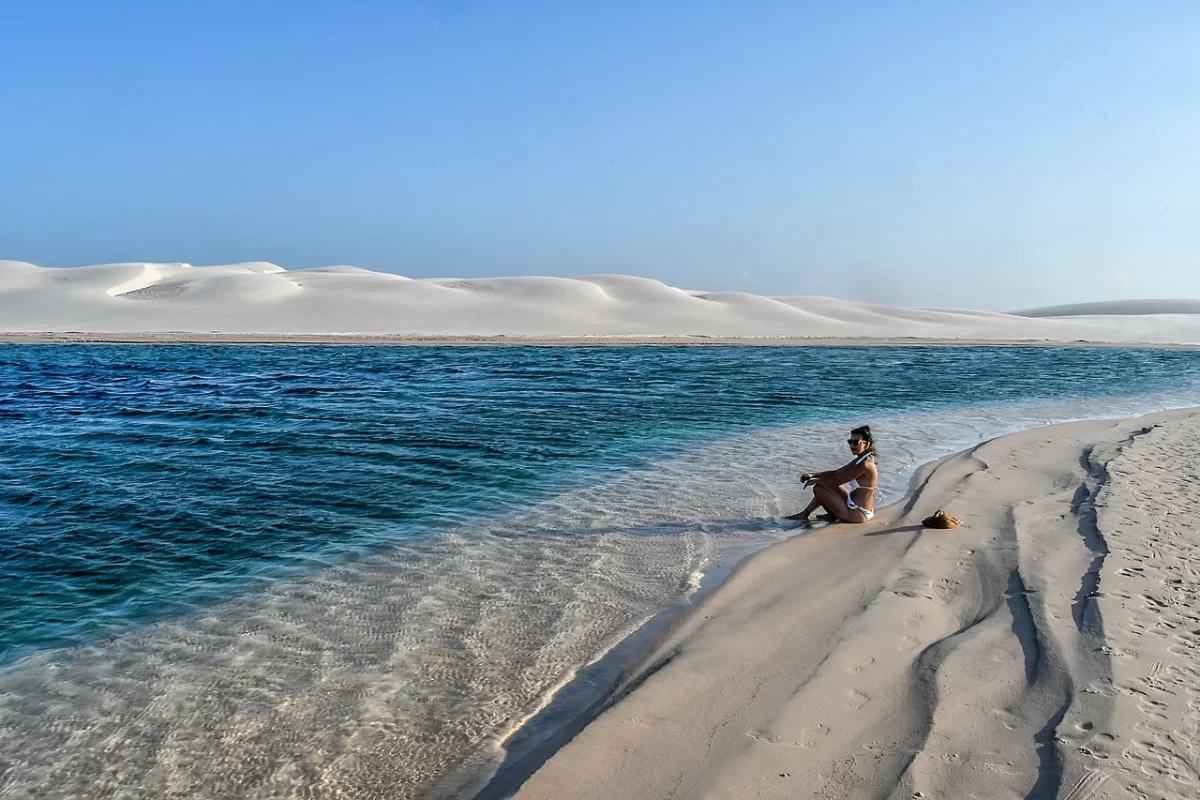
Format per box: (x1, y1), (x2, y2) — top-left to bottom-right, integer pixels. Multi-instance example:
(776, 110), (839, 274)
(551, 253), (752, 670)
(787, 425), (878, 523)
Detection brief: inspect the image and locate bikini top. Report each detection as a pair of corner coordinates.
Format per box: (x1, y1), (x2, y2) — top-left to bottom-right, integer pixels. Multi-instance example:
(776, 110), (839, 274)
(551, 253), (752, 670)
(845, 452), (877, 494)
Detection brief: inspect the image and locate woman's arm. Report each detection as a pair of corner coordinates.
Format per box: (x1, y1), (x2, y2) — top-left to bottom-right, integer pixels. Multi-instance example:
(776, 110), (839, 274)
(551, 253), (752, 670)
(808, 459), (871, 487)
(801, 469), (838, 488)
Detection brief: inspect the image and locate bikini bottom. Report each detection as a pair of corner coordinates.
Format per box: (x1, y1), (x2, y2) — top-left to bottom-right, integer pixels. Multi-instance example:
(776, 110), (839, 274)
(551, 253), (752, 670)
(846, 497), (875, 520)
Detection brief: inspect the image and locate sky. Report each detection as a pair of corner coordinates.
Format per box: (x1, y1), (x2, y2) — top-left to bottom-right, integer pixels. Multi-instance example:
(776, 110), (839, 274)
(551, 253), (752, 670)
(1, 1), (1197, 309)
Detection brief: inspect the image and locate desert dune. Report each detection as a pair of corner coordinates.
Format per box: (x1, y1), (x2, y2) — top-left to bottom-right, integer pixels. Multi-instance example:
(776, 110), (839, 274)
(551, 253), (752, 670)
(4, 261), (1200, 344)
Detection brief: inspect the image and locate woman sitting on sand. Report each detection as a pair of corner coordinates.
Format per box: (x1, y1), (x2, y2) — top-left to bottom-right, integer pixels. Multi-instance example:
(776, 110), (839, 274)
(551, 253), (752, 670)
(788, 425), (878, 523)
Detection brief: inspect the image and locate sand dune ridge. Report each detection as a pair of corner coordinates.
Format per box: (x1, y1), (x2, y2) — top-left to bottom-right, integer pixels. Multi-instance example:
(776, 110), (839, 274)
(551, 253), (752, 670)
(3, 260), (1200, 342)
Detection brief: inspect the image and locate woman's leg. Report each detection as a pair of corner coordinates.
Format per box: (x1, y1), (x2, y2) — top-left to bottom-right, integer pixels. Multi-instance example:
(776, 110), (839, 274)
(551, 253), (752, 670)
(786, 494), (823, 520)
(788, 485), (858, 521)
(811, 485), (869, 523)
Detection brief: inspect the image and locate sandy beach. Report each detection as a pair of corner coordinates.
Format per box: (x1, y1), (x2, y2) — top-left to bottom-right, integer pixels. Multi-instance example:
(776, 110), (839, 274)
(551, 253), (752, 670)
(509, 408), (1200, 800)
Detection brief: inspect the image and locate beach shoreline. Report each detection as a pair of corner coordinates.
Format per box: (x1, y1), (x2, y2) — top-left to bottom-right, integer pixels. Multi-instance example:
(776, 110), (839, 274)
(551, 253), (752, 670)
(506, 407), (1200, 800)
(4, 332), (1200, 349)
(6, 346), (1200, 799)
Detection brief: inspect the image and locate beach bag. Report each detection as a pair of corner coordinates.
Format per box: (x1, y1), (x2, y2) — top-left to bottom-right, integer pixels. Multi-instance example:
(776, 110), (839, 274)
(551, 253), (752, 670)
(922, 510), (962, 529)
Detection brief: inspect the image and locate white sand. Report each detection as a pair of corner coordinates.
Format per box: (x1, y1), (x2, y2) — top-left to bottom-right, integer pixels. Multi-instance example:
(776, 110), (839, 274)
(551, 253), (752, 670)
(513, 409), (1200, 800)
(4, 260), (1200, 343)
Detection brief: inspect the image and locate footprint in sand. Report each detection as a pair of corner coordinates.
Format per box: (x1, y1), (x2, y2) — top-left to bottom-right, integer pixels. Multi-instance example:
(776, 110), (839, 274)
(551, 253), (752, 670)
(900, 635), (920, 651)
(848, 656), (875, 674)
(847, 689), (870, 709)
(798, 723), (831, 747)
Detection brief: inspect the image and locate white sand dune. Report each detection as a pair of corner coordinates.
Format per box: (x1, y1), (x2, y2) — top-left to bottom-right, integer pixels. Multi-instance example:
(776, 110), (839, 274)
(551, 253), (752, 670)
(3, 260), (1200, 343)
(1013, 298), (1200, 317)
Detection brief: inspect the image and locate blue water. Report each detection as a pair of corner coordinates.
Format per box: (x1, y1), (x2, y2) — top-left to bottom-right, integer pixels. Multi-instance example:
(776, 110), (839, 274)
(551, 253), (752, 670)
(2, 344), (1198, 663)
(2, 344), (1200, 798)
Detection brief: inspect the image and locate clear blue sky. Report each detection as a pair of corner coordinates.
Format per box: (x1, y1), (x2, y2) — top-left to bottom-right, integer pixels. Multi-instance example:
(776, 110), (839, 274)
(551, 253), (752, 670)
(2, 1), (1197, 308)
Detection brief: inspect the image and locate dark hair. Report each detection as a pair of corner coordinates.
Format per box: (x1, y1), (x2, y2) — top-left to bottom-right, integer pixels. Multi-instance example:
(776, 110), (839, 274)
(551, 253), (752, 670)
(851, 425), (877, 457)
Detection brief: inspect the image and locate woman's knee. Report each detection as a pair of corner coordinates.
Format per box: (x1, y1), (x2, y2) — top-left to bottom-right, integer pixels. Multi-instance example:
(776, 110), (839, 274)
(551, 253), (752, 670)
(814, 485), (843, 503)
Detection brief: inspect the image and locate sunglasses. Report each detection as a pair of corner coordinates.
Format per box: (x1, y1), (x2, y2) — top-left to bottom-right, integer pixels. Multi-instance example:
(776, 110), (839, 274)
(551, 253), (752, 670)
(847, 439), (864, 445)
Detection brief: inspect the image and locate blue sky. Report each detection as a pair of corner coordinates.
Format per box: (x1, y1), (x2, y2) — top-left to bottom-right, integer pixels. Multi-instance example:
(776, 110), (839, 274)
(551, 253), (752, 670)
(1, 1), (1197, 308)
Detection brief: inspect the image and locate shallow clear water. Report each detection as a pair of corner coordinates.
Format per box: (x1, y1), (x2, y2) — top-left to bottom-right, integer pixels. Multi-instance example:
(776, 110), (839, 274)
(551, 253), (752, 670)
(1, 345), (1198, 798)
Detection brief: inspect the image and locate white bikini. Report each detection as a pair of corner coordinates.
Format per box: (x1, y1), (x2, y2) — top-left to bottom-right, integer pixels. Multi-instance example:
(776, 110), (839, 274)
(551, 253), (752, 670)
(844, 452), (877, 520)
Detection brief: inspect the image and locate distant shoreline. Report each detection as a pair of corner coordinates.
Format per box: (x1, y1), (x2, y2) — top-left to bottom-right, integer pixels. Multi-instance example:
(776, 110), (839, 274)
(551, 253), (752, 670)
(4, 332), (1200, 349)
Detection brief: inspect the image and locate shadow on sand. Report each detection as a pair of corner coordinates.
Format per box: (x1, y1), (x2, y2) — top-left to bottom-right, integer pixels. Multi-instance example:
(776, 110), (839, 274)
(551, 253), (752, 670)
(864, 523), (926, 537)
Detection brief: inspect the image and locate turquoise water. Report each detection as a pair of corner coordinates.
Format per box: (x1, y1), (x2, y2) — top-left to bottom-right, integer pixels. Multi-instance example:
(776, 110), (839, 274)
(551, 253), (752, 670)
(1, 344), (1198, 798)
